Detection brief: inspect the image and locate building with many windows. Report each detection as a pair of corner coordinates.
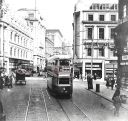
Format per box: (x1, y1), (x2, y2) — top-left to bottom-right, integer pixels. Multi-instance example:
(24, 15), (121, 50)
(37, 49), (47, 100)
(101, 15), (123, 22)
(73, 2), (118, 80)
(46, 29), (63, 56)
(45, 36), (54, 59)
(0, 0), (46, 74)
(16, 8), (46, 71)
(0, 2), (33, 74)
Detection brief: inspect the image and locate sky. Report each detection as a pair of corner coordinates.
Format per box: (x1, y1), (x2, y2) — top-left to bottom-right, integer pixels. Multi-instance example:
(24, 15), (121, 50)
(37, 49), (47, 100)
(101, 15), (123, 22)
(5, 0), (118, 44)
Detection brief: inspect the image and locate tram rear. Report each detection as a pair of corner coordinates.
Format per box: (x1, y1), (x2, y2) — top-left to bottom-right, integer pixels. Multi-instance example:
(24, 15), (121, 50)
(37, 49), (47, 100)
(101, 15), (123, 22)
(47, 55), (73, 98)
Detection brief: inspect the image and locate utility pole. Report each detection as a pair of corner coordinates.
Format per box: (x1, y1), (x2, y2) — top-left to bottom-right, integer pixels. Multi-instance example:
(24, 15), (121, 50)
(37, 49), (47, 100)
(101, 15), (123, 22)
(91, 26), (94, 76)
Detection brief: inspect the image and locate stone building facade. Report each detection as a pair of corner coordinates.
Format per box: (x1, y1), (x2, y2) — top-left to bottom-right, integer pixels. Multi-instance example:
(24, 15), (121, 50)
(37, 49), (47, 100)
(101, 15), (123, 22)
(73, 2), (118, 80)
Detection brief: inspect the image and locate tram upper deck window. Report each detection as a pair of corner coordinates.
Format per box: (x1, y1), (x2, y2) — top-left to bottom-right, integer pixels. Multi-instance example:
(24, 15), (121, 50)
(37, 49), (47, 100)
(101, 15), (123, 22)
(59, 59), (70, 66)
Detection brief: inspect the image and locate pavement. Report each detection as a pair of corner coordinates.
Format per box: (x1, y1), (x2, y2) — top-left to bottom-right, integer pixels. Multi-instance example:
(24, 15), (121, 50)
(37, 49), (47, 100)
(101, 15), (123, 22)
(73, 78), (128, 111)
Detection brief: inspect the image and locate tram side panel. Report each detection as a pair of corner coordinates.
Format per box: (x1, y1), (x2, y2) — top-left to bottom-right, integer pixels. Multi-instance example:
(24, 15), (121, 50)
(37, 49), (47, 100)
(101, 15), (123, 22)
(47, 72), (58, 92)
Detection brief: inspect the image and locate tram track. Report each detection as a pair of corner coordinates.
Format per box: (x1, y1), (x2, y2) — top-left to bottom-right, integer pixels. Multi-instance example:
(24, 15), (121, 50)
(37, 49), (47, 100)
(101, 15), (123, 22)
(24, 87), (31, 121)
(46, 89), (71, 121)
(12, 86), (92, 121)
(25, 87), (50, 121)
(70, 100), (92, 121)
(45, 88), (92, 121)
(57, 98), (92, 121)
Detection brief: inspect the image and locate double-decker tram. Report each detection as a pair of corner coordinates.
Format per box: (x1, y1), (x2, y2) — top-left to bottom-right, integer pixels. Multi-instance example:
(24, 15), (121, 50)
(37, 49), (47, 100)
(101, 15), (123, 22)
(46, 54), (73, 98)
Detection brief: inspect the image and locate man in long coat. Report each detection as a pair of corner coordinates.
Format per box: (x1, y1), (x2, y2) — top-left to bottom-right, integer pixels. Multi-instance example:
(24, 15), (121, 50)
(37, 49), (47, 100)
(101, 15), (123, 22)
(87, 73), (93, 89)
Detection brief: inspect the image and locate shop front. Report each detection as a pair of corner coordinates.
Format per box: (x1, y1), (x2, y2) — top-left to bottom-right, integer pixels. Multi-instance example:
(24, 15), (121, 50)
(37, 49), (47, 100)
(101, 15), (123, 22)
(105, 63), (117, 80)
(85, 63), (102, 79)
(9, 58), (33, 73)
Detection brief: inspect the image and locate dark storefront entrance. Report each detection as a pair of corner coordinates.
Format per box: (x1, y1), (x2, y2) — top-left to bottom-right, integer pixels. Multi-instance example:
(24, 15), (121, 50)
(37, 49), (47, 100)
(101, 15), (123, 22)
(85, 63), (102, 79)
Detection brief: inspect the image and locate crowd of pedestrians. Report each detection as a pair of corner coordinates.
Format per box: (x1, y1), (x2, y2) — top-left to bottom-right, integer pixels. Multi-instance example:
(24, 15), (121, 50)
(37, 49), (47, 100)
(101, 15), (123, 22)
(0, 69), (15, 89)
(105, 75), (115, 90)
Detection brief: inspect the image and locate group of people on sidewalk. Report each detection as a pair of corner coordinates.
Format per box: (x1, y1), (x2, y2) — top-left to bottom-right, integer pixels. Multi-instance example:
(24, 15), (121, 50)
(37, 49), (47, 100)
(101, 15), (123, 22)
(86, 73), (97, 90)
(0, 70), (15, 89)
(105, 75), (116, 90)
(87, 73), (94, 90)
(86, 72), (123, 117)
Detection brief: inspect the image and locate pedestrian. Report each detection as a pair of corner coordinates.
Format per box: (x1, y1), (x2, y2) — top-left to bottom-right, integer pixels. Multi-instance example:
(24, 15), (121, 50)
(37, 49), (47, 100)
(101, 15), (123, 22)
(111, 78), (115, 90)
(87, 73), (93, 90)
(11, 70), (16, 83)
(9, 74), (13, 88)
(112, 88), (122, 116)
(5, 76), (11, 88)
(105, 75), (110, 88)
(93, 73), (97, 80)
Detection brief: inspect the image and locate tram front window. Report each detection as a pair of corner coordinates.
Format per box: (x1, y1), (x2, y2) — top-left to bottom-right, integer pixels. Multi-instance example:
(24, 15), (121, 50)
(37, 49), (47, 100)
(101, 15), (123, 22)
(59, 59), (70, 66)
(59, 78), (70, 84)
